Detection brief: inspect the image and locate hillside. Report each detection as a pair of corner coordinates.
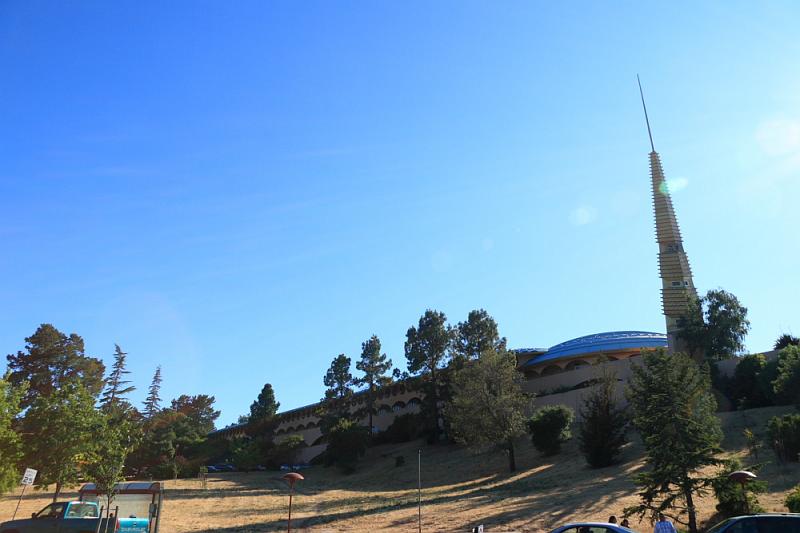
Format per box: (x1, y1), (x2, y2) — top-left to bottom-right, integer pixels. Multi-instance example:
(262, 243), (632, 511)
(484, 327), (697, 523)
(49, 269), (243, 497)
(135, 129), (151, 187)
(2, 406), (798, 532)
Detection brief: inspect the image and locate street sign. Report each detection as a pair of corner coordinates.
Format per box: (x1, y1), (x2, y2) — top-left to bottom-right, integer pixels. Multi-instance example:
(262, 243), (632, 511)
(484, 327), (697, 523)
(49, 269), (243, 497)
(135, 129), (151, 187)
(21, 468), (37, 486)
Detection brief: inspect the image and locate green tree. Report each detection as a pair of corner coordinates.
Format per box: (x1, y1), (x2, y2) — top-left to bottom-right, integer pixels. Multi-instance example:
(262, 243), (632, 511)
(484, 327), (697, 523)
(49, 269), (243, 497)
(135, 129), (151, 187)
(143, 366), (163, 419)
(100, 344), (136, 409)
(578, 366), (628, 468)
(773, 345), (800, 407)
(711, 458), (766, 518)
(325, 418), (369, 473)
(171, 394), (221, 435)
(85, 413), (141, 517)
(22, 382), (103, 500)
(625, 349), (723, 533)
(528, 405), (574, 456)
(767, 413), (800, 463)
(445, 348), (531, 472)
(249, 383), (280, 422)
(355, 335), (392, 433)
(678, 290), (750, 361)
(728, 353), (771, 409)
(405, 309), (452, 441)
(0, 376), (27, 493)
(775, 334), (800, 351)
(230, 437), (261, 472)
(451, 309), (507, 366)
(320, 354), (354, 428)
(6, 324), (105, 408)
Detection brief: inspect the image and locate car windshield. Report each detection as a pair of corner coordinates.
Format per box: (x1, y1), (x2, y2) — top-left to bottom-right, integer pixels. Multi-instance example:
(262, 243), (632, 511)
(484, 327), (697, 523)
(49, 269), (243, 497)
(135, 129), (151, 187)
(707, 519), (735, 533)
(66, 503), (98, 518)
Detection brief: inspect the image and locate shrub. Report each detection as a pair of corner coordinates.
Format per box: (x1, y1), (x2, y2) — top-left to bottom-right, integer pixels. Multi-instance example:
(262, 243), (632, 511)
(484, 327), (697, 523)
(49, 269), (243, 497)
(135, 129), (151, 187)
(373, 413), (424, 445)
(325, 418), (369, 473)
(773, 346), (800, 407)
(711, 458), (766, 518)
(768, 414), (800, 462)
(266, 435), (306, 469)
(528, 405), (574, 456)
(785, 485), (800, 512)
(728, 354), (772, 409)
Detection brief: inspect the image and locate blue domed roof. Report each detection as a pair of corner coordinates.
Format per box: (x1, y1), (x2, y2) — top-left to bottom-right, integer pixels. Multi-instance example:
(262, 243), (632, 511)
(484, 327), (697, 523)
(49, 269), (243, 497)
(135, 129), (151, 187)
(522, 331), (667, 367)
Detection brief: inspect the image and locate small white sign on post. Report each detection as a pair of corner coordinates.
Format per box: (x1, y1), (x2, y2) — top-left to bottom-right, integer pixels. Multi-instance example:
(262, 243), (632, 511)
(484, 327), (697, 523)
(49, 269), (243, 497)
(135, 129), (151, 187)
(12, 468), (38, 520)
(21, 468), (37, 486)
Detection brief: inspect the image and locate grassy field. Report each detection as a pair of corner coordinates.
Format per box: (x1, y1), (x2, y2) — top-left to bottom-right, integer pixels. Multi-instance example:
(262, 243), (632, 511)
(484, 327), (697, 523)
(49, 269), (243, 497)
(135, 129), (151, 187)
(1, 406), (798, 532)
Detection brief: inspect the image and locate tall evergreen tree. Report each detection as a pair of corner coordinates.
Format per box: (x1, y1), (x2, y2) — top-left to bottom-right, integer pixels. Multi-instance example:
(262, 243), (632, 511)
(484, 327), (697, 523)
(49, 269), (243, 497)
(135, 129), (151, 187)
(6, 324), (105, 408)
(451, 309), (507, 366)
(249, 383), (280, 422)
(143, 366), (163, 419)
(625, 349), (723, 533)
(775, 334), (800, 351)
(171, 394), (221, 434)
(101, 344), (136, 408)
(405, 309), (452, 441)
(355, 335), (392, 433)
(578, 365), (628, 468)
(322, 354), (354, 425)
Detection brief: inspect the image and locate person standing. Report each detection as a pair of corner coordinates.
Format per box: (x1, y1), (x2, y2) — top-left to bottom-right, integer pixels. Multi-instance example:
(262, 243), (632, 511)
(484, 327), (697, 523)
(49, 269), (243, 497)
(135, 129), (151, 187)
(654, 513), (678, 533)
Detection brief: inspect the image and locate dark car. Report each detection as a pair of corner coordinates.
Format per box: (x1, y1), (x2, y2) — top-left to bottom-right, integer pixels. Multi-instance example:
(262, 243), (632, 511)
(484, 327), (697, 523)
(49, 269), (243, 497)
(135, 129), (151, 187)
(706, 514), (800, 533)
(215, 463), (236, 472)
(548, 522), (639, 533)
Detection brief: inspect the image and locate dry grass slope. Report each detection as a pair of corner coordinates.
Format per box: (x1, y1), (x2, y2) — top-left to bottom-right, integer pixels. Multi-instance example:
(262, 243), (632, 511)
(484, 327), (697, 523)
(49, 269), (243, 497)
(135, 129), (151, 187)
(1, 406), (798, 532)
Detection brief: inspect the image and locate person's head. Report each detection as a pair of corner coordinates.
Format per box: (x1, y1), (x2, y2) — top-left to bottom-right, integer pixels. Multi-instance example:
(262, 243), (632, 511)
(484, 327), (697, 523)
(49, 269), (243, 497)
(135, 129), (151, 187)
(609, 516), (617, 524)
(621, 518), (630, 527)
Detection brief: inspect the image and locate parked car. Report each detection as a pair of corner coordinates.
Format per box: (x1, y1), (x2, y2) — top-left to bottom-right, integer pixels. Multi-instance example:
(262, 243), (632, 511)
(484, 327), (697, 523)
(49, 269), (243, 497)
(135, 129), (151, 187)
(706, 513), (800, 533)
(205, 465), (220, 473)
(215, 463), (236, 472)
(548, 523), (639, 533)
(0, 501), (140, 533)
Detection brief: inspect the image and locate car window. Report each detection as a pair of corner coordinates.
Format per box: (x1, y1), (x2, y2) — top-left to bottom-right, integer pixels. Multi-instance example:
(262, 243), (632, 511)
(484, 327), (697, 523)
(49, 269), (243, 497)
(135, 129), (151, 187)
(66, 503), (98, 518)
(727, 518), (758, 533)
(757, 517), (800, 533)
(35, 503), (65, 518)
(707, 519), (735, 533)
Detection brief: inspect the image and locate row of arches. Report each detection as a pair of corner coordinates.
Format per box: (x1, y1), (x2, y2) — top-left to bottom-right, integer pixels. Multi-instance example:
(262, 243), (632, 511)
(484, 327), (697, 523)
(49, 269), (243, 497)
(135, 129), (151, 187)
(274, 397), (424, 435)
(525, 353), (641, 379)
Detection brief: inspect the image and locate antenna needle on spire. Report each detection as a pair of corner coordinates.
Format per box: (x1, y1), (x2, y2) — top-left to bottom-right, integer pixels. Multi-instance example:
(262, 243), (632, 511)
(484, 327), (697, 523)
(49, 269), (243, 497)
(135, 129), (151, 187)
(637, 74), (655, 152)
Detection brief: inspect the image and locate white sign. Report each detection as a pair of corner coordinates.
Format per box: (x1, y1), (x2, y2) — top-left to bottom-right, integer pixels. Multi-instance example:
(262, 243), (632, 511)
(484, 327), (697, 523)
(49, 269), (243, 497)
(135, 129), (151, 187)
(21, 468), (37, 486)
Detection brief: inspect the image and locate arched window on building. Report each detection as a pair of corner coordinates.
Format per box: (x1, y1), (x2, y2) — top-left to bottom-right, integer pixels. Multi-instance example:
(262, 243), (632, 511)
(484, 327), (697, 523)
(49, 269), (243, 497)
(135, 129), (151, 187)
(565, 360), (590, 371)
(541, 364), (562, 376)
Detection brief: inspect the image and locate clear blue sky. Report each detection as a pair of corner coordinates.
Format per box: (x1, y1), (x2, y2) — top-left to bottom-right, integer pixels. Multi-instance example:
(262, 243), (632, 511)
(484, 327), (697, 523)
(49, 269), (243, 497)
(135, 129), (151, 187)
(1, 1), (798, 427)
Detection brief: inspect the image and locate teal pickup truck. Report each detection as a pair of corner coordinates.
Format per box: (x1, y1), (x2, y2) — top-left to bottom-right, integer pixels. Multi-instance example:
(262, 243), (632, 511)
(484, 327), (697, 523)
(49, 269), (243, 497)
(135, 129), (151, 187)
(0, 482), (162, 533)
(0, 500), (144, 533)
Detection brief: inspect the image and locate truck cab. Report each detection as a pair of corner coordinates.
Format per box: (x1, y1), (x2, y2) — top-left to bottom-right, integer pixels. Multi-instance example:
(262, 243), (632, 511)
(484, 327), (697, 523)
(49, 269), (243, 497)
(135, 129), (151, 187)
(0, 501), (118, 533)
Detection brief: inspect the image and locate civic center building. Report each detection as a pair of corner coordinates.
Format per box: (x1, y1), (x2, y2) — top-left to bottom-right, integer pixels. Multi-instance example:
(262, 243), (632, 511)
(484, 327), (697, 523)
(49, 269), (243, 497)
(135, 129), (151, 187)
(213, 88), (714, 462)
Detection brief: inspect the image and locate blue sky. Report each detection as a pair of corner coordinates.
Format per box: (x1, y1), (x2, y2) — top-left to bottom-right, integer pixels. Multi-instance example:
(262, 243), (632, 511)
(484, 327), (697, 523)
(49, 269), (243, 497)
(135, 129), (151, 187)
(1, 1), (798, 426)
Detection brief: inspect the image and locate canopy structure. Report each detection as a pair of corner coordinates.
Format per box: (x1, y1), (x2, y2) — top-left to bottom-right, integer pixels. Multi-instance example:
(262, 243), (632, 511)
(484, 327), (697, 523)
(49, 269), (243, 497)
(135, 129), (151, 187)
(79, 482), (163, 533)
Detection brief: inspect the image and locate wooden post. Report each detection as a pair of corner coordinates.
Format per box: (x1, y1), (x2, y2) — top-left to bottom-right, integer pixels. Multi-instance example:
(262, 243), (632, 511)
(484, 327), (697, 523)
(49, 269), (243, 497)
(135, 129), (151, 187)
(287, 487), (293, 533)
(418, 449), (422, 533)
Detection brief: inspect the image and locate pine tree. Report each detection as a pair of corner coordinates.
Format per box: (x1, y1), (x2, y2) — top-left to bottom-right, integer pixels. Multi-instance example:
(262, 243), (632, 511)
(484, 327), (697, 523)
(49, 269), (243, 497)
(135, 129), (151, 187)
(578, 365), (628, 468)
(625, 349), (723, 533)
(355, 335), (392, 433)
(451, 309), (507, 366)
(405, 309), (452, 441)
(321, 354), (353, 427)
(249, 383), (280, 422)
(101, 344), (136, 408)
(143, 366), (163, 419)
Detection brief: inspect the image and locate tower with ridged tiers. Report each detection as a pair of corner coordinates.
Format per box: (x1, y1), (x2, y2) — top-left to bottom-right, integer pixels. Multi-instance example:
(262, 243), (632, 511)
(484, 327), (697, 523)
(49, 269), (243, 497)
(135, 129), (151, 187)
(638, 77), (698, 353)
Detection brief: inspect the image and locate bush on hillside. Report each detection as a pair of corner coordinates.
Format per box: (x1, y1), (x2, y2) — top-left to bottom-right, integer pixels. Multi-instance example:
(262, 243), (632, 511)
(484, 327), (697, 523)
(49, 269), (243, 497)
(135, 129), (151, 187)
(785, 485), (800, 512)
(266, 434), (306, 469)
(325, 418), (369, 474)
(773, 346), (800, 407)
(728, 353), (772, 409)
(373, 413), (424, 445)
(528, 405), (574, 456)
(711, 458), (766, 518)
(768, 413), (800, 462)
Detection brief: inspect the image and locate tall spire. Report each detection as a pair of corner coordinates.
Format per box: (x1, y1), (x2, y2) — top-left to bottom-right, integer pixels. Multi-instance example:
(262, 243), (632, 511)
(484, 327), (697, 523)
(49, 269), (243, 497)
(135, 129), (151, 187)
(638, 77), (698, 353)
(637, 74), (655, 152)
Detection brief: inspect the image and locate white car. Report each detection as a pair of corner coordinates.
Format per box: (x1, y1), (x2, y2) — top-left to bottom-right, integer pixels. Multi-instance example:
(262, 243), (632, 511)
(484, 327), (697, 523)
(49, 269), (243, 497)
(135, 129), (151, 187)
(548, 523), (639, 533)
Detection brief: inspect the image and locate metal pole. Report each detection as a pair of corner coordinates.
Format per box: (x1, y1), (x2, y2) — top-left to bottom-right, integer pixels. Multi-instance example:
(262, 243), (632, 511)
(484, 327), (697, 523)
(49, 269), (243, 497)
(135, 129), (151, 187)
(12, 484), (27, 520)
(287, 487), (293, 533)
(94, 506), (105, 533)
(741, 481), (750, 514)
(418, 449), (422, 533)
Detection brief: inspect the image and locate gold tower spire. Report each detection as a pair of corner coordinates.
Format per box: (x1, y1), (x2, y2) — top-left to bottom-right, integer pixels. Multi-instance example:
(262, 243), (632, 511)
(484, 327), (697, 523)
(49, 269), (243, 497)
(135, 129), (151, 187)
(638, 76), (698, 353)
